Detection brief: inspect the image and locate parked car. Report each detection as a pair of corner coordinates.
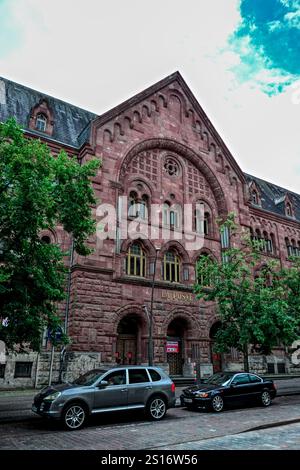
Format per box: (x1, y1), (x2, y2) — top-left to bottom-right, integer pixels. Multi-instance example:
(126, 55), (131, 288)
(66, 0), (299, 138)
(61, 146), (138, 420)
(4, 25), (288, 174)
(32, 366), (176, 430)
(180, 371), (276, 412)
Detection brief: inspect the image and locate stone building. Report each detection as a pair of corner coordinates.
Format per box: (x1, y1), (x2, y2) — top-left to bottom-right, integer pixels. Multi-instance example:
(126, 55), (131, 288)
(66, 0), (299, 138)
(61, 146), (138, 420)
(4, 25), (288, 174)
(0, 72), (299, 388)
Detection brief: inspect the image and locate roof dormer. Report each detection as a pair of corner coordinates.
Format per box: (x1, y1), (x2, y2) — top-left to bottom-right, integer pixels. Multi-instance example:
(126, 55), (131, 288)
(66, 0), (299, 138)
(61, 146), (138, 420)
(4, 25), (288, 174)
(28, 99), (54, 136)
(284, 194), (295, 218)
(248, 180), (261, 207)
(274, 193), (295, 219)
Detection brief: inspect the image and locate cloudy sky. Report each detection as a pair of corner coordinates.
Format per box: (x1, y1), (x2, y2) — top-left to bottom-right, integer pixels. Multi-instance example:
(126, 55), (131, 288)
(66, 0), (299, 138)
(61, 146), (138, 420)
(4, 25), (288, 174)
(0, 0), (299, 193)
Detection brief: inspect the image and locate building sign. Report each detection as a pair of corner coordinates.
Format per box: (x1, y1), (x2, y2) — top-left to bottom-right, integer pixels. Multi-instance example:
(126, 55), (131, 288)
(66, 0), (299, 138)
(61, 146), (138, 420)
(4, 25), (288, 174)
(161, 290), (194, 302)
(166, 341), (179, 353)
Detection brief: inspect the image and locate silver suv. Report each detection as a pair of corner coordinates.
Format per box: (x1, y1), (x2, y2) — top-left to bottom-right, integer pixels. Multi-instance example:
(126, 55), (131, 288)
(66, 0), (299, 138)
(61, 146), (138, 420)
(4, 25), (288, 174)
(32, 366), (176, 430)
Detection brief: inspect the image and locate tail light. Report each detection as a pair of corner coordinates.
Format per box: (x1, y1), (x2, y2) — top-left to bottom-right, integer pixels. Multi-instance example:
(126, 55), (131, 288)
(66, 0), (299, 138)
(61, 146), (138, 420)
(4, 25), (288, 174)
(171, 382), (176, 393)
(272, 382), (277, 390)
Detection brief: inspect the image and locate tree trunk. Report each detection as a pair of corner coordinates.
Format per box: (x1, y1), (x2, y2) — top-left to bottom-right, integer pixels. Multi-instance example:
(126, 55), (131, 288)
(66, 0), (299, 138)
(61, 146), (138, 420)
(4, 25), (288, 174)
(243, 344), (249, 372)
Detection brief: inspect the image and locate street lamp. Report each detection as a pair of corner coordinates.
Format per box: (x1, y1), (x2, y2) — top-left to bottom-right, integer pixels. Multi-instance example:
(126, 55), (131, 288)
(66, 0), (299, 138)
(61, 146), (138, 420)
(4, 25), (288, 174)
(143, 247), (160, 366)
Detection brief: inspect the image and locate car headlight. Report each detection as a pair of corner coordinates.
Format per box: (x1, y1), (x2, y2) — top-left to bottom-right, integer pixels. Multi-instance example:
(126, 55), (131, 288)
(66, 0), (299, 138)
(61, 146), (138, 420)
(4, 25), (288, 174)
(195, 392), (209, 398)
(43, 391), (61, 401)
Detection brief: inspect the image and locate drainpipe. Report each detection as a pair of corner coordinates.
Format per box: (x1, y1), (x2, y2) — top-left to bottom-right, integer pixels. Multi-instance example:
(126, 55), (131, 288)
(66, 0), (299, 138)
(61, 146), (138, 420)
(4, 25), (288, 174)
(59, 155), (84, 382)
(59, 234), (74, 383)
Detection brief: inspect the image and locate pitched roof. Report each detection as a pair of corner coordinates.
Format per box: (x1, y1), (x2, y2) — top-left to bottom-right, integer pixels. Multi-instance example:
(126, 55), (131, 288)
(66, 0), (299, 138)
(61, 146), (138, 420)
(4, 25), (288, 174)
(0, 74), (299, 223)
(0, 77), (96, 147)
(245, 174), (300, 222)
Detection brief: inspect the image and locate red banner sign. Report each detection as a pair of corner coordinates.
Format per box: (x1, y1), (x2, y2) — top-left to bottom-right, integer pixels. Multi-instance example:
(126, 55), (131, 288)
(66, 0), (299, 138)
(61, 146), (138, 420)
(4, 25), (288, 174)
(166, 341), (179, 353)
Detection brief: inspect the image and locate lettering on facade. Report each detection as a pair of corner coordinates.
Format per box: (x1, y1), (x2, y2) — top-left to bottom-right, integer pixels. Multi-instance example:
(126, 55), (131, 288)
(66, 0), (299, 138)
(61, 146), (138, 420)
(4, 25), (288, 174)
(161, 290), (194, 302)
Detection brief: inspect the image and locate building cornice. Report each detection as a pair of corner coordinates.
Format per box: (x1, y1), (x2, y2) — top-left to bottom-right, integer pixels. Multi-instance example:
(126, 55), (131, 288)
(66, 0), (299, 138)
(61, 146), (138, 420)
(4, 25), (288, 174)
(249, 205), (300, 229)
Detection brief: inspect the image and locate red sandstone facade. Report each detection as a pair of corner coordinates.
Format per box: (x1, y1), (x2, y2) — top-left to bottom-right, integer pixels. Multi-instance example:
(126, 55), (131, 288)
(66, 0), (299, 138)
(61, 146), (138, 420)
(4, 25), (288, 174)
(0, 72), (299, 387)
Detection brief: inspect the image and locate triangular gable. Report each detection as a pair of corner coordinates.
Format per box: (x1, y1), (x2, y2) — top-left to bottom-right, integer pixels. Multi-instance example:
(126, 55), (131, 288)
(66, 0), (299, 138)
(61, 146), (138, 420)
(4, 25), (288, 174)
(89, 71), (245, 183)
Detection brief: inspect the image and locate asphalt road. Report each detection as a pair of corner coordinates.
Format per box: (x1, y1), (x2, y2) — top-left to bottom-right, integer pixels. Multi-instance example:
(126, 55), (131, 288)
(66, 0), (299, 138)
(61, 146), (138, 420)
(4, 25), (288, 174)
(1, 378), (300, 423)
(0, 390), (300, 450)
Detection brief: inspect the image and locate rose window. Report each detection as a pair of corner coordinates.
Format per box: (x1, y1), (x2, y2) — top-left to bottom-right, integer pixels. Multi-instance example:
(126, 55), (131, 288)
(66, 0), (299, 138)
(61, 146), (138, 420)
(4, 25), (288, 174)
(164, 158), (179, 177)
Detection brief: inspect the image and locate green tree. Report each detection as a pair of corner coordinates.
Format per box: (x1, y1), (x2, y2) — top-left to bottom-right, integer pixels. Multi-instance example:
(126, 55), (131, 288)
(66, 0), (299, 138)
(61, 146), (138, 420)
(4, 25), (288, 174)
(0, 119), (100, 350)
(194, 214), (299, 371)
(279, 256), (300, 337)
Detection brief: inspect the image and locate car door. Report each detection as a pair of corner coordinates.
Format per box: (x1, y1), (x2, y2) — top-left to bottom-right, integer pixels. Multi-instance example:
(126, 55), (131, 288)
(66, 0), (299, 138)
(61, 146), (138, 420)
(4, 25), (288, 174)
(248, 373), (263, 399)
(93, 369), (128, 411)
(227, 373), (252, 404)
(127, 368), (153, 408)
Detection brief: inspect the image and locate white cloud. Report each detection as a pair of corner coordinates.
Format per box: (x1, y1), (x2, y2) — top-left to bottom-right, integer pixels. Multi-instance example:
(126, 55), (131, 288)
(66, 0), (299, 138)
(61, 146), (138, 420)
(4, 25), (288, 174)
(0, 0), (299, 193)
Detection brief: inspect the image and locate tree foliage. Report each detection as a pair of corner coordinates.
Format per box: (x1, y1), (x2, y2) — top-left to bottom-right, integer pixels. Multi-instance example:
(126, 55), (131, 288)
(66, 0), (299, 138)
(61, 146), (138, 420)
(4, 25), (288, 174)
(194, 214), (300, 371)
(0, 119), (100, 350)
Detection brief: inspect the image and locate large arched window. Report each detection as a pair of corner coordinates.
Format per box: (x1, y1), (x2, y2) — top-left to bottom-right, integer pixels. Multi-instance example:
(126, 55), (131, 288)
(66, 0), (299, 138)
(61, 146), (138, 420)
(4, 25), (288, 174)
(285, 237), (293, 257)
(196, 253), (214, 286)
(126, 243), (146, 277)
(35, 113), (47, 132)
(291, 239), (297, 256)
(163, 250), (180, 282)
(262, 231), (274, 254)
(139, 194), (149, 220)
(195, 202), (210, 236)
(163, 202), (181, 228)
(128, 191), (138, 218)
(128, 192), (149, 219)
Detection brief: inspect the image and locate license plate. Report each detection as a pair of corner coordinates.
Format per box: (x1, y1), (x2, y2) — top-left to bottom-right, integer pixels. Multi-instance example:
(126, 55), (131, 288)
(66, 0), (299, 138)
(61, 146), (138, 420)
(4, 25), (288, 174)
(184, 398), (193, 403)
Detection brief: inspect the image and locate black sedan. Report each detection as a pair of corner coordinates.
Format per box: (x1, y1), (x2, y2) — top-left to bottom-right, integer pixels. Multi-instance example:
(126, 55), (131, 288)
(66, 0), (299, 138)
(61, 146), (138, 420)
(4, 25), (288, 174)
(180, 372), (277, 412)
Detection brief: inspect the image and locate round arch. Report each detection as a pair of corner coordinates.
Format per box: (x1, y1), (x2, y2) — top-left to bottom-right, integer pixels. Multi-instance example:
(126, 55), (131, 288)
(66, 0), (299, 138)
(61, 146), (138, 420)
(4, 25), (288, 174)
(162, 308), (201, 334)
(126, 175), (156, 197)
(118, 138), (228, 217)
(192, 247), (218, 265)
(113, 304), (149, 335)
(120, 238), (157, 258)
(160, 240), (190, 265)
(113, 304), (150, 366)
(163, 309), (201, 376)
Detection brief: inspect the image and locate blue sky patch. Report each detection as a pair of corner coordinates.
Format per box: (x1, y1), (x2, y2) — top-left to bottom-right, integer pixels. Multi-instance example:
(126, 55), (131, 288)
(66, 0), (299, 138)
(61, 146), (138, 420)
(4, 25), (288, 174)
(0, 0), (21, 59)
(229, 0), (300, 95)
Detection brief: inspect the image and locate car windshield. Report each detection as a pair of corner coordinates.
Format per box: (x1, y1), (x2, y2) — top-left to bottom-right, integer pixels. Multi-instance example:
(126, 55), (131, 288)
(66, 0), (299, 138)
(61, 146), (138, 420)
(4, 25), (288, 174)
(206, 372), (232, 386)
(72, 369), (108, 386)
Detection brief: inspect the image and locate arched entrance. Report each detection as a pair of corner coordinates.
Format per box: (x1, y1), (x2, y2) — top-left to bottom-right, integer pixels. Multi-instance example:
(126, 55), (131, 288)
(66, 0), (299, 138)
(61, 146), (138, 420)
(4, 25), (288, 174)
(210, 322), (223, 373)
(116, 315), (140, 365)
(167, 318), (187, 376)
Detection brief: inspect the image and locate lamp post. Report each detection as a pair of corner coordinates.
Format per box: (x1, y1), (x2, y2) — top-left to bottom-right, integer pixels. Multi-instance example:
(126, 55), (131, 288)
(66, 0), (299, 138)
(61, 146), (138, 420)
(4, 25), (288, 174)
(143, 247), (159, 366)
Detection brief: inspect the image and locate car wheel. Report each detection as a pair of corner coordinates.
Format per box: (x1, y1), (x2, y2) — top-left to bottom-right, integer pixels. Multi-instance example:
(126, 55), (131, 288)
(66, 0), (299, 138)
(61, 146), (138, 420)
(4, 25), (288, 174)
(261, 390), (272, 407)
(146, 396), (167, 421)
(62, 402), (87, 430)
(211, 395), (224, 412)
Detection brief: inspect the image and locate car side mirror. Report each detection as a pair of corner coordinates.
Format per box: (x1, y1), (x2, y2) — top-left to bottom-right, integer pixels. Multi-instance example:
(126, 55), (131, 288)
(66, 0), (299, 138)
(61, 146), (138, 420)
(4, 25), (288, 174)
(231, 382), (236, 387)
(98, 380), (108, 388)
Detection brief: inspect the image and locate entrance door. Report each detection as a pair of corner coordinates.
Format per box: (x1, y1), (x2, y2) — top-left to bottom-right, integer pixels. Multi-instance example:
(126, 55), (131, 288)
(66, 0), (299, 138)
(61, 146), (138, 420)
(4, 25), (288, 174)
(212, 352), (222, 373)
(116, 315), (139, 365)
(116, 334), (137, 365)
(167, 339), (183, 375)
(167, 318), (187, 376)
